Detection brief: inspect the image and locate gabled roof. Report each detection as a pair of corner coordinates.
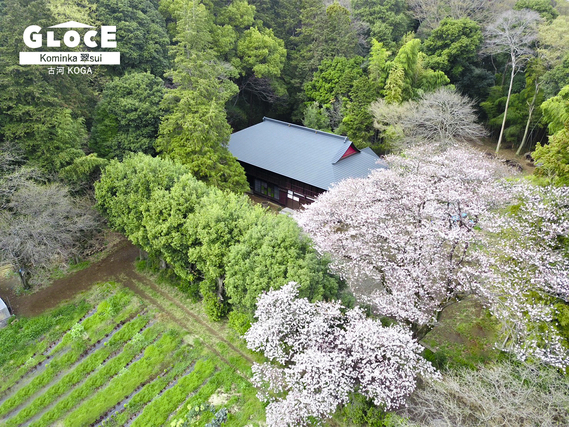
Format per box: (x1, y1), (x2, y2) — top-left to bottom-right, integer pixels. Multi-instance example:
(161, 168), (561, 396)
(228, 117), (387, 190)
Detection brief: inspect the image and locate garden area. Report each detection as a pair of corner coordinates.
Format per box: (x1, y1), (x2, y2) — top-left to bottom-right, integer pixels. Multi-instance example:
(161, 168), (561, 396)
(0, 283), (265, 427)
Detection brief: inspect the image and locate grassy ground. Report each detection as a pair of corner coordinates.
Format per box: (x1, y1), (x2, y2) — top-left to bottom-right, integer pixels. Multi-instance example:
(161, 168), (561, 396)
(0, 282), (266, 427)
(422, 297), (502, 370)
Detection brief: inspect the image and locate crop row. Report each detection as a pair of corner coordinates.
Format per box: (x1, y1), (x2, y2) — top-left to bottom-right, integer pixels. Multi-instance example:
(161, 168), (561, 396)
(50, 290), (139, 356)
(29, 329), (178, 427)
(131, 358), (217, 427)
(96, 345), (198, 427)
(171, 364), (265, 427)
(2, 316), (152, 427)
(0, 301), (92, 393)
(0, 300), (142, 419)
(4, 290), (138, 397)
(62, 330), (183, 426)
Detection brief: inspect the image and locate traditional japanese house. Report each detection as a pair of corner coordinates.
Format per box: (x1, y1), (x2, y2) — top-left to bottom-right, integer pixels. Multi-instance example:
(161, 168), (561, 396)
(228, 117), (387, 209)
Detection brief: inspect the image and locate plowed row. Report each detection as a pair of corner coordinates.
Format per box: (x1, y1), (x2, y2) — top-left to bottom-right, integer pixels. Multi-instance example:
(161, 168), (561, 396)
(0, 283), (264, 427)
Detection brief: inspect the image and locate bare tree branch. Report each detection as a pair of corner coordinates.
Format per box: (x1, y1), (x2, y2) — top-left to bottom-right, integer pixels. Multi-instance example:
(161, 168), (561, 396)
(0, 178), (100, 288)
(482, 9), (541, 153)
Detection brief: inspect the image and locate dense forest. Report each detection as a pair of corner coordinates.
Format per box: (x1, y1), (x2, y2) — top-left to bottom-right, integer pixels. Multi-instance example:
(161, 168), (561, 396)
(1, 0), (569, 426)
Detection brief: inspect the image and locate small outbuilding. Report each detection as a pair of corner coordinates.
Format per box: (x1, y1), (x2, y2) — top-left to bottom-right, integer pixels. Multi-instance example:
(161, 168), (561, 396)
(228, 117), (387, 209)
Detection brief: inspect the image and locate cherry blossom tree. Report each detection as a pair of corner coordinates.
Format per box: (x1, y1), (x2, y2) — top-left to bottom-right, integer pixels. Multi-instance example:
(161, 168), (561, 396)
(472, 183), (569, 368)
(244, 282), (439, 427)
(297, 145), (514, 339)
(298, 143), (569, 367)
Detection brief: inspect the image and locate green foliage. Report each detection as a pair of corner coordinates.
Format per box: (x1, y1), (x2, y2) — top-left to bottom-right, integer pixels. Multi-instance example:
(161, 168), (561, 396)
(302, 102), (332, 131)
(0, 0), (97, 171)
(533, 86), (569, 183)
(225, 213), (340, 314)
(351, 0), (412, 47)
(59, 153), (109, 192)
(94, 0), (170, 76)
(368, 39), (391, 86)
(228, 310), (252, 335)
(533, 126), (569, 185)
(90, 72), (165, 159)
(95, 154), (342, 321)
(286, 0), (361, 117)
(538, 16), (569, 98)
(514, 0), (559, 21)
(237, 27), (286, 78)
(340, 75), (382, 149)
(384, 38), (450, 103)
(202, 289), (230, 322)
(541, 84), (569, 134)
(340, 393), (388, 427)
(305, 56), (364, 106)
(1, 103), (87, 173)
(481, 74), (530, 145)
(156, 0), (248, 193)
(424, 18), (483, 83)
(303, 55), (383, 147)
(94, 153), (189, 248)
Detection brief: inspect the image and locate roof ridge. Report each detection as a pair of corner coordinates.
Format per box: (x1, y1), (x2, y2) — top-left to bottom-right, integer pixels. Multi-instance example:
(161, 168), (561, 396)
(262, 117), (349, 142)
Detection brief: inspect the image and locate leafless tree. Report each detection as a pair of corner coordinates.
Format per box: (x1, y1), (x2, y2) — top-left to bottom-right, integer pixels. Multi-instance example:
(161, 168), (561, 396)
(370, 87), (487, 150)
(397, 361), (569, 426)
(407, 0), (513, 34)
(238, 76), (288, 105)
(0, 141), (26, 175)
(0, 167), (45, 210)
(482, 9), (541, 153)
(0, 179), (100, 289)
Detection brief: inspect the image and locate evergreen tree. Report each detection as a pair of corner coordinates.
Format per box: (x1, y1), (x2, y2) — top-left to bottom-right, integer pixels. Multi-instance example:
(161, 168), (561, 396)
(156, 0), (248, 193)
(91, 72), (165, 159)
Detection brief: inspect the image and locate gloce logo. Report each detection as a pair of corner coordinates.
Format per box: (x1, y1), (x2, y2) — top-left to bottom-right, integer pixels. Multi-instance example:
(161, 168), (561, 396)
(19, 21), (120, 65)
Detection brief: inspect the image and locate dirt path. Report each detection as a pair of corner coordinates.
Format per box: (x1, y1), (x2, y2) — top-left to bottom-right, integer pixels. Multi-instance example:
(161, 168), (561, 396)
(0, 239), (140, 317)
(0, 237), (255, 370)
(469, 138), (536, 175)
(121, 270), (254, 365)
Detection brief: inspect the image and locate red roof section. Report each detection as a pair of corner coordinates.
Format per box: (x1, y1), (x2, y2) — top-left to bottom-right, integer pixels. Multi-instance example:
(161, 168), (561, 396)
(340, 144), (358, 160)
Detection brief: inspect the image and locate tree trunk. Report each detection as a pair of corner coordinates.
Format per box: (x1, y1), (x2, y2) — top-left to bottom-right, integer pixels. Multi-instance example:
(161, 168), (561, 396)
(18, 268), (30, 290)
(517, 80), (539, 155)
(496, 59), (516, 153)
(217, 276), (225, 300)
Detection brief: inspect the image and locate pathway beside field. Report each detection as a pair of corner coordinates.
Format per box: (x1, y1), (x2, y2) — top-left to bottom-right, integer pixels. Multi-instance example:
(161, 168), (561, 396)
(0, 237), (255, 367)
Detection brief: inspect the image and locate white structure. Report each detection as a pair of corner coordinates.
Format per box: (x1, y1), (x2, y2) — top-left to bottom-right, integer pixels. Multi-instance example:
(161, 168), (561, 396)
(0, 297), (11, 328)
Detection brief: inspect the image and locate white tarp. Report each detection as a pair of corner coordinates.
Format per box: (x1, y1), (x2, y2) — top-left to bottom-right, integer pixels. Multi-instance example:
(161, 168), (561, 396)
(0, 298), (10, 324)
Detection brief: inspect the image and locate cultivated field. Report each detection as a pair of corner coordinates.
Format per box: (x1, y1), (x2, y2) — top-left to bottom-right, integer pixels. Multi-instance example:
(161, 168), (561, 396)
(0, 282), (265, 427)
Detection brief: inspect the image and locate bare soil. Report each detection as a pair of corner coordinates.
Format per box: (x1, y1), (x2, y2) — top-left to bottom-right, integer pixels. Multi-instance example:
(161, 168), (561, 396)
(0, 238), (139, 317)
(469, 138), (536, 175)
(0, 236), (256, 371)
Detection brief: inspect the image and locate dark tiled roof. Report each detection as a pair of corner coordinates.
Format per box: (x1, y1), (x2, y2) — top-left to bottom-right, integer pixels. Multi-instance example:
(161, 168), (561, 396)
(228, 117), (387, 190)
